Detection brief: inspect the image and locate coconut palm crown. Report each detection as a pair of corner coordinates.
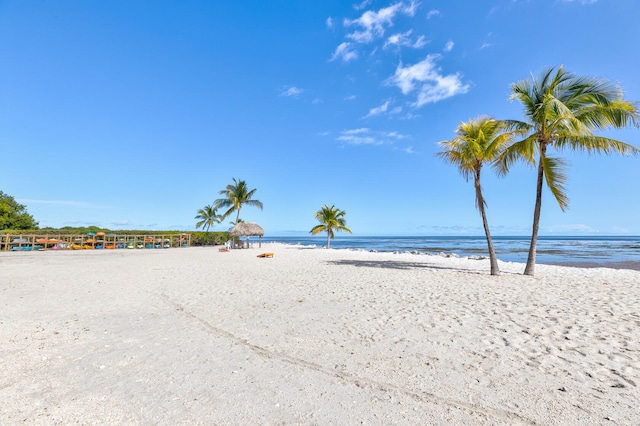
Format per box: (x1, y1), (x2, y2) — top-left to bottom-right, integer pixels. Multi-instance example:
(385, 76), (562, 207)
(310, 204), (352, 248)
(214, 178), (263, 225)
(500, 66), (640, 276)
(194, 204), (221, 232)
(437, 117), (520, 276)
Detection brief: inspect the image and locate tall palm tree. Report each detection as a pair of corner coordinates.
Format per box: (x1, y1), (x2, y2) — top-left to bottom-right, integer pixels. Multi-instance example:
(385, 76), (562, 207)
(310, 204), (352, 248)
(501, 66), (639, 276)
(194, 205), (221, 232)
(437, 117), (519, 276)
(214, 178), (263, 224)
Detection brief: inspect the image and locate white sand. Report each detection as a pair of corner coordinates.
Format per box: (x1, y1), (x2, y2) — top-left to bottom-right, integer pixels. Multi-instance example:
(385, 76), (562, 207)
(1, 244), (639, 425)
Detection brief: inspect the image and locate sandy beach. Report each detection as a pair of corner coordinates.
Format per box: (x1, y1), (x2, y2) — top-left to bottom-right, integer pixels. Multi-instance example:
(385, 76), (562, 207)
(1, 244), (639, 425)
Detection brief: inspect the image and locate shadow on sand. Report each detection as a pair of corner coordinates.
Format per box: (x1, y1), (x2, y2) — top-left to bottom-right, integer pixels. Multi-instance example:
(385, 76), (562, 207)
(325, 259), (491, 275)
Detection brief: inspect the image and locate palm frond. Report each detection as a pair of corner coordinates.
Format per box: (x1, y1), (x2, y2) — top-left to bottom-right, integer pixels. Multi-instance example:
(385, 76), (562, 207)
(541, 155), (569, 211)
(554, 135), (640, 156)
(494, 134), (537, 176)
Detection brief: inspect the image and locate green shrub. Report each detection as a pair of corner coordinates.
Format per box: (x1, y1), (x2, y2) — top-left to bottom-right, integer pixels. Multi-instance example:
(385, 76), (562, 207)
(190, 232), (229, 246)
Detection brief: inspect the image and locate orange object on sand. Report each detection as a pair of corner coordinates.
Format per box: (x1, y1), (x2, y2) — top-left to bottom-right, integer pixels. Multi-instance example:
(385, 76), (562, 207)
(257, 252), (274, 258)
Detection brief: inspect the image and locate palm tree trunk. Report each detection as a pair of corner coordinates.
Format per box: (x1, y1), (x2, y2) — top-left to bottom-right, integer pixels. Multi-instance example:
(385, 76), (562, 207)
(326, 231), (331, 249)
(524, 149), (546, 276)
(475, 172), (499, 276)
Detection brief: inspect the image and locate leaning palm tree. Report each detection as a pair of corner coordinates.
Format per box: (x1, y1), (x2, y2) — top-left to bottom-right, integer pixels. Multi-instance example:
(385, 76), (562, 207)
(437, 117), (519, 276)
(501, 66), (639, 276)
(214, 178), (263, 224)
(310, 204), (352, 248)
(194, 204), (221, 232)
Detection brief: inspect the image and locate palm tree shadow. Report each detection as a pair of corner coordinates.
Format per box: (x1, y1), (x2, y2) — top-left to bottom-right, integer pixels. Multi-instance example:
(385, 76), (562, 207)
(325, 259), (490, 275)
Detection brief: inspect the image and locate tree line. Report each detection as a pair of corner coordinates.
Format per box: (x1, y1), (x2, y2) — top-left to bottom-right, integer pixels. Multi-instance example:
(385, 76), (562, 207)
(197, 178), (351, 249)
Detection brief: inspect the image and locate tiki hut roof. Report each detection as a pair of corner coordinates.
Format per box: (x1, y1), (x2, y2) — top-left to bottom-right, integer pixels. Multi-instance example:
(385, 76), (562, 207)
(229, 222), (265, 237)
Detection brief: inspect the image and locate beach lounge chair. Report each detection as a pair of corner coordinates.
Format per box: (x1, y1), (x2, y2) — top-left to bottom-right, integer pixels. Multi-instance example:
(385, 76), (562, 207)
(257, 252), (274, 258)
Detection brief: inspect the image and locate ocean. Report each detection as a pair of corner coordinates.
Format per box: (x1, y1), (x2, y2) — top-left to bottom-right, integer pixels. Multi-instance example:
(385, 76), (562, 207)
(261, 235), (640, 267)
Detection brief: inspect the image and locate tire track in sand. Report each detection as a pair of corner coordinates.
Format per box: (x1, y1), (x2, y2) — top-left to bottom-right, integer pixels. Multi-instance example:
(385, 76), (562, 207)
(161, 294), (536, 425)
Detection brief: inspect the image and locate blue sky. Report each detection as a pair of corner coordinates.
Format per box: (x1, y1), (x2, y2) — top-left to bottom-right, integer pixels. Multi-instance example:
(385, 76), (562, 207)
(1, 0), (639, 236)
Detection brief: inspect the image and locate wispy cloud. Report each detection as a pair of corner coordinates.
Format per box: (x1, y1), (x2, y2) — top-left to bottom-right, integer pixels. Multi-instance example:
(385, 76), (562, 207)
(330, 1), (426, 62)
(443, 40), (454, 52)
(326, 17), (334, 28)
(344, 1), (418, 44)
(343, 127), (370, 135)
(354, 0), (372, 10)
(365, 100), (391, 117)
(480, 32), (495, 49)
(386, 54), (470, 106)
(384, 30), (427, 49)
(280, 86), (303, 97)
(426, 9), (440, 19)
(337, 128), (409, 146)
(344, 95), (357, 100)
(111, 220), (133, 227)
(562, 0), (597, 4)
(543, 224), (598, 233)
(330, 42), (358, 62)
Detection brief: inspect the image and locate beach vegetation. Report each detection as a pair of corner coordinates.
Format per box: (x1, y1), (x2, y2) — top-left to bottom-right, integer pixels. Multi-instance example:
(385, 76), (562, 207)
(190, 231), (228, 246)
(310, 204), (352, 249)
(501, 66), (640, 276)
(0, 191), (39, 230)
(195, 204), (221, 232)
(437, 117), (520, 276)
(214, 178), (263, 225)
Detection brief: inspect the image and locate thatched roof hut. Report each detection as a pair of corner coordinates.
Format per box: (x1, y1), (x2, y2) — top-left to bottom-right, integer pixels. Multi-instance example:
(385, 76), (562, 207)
(229, 222), (265, 248)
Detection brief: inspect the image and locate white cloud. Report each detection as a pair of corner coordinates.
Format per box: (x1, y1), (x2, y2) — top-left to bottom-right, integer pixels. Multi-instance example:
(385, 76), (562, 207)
(562, 0), (597, 4)
(337, 128), (409, 146)
(330, 42), (358, 62)
(386, 54), (469, 106)
(443, 40), (454, 52)
(326, 17), (334, 28)
(385, 131), (408, 139)
(384, 30), (427, 49)
(426, 9), (440, 19)
(337, 133), (378, 145)
(354, 0), (372, 10)
(280, 86), (303, 97)
(111, 220), (133, 226)
(344, 95), (357, 100)
(365, 100), (391, 117)
(480, 32), (495, 50)
(344, 1), (418, 44)
(343, 128), (370, 135)
(544, 224), (598, 233)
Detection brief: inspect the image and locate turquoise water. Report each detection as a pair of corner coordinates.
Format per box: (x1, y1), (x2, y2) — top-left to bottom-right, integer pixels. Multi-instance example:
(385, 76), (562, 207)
(261, 236), (640, 265)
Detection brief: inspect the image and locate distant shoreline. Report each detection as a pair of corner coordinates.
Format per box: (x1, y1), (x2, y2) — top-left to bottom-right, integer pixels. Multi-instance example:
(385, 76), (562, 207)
(262, 235), (640, 266)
